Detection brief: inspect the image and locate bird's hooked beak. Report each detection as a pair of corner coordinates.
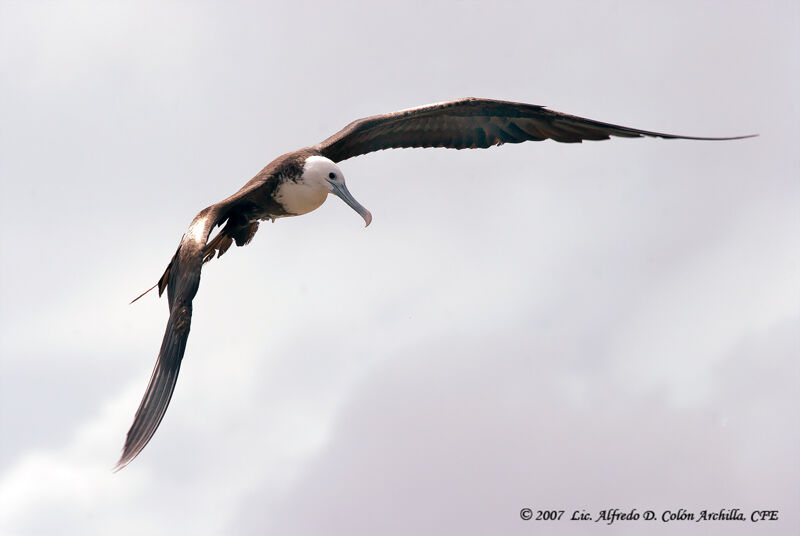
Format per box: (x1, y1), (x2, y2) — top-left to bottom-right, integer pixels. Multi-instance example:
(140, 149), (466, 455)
(330, 182), (372, 227)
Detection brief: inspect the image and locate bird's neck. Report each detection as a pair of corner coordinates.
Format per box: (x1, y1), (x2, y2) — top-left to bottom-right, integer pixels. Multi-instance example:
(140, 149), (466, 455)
(273, 179), (328, 217)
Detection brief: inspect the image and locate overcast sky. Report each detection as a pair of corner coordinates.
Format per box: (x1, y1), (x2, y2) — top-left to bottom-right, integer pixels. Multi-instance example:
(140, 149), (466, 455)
(1, 1), (798, 535)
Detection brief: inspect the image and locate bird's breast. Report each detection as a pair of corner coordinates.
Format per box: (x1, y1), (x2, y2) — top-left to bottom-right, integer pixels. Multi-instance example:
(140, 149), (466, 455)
(272, 181), (328, 217)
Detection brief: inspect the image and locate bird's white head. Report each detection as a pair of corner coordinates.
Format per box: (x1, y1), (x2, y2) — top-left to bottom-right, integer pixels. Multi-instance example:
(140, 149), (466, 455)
(300, 155), (372, 226)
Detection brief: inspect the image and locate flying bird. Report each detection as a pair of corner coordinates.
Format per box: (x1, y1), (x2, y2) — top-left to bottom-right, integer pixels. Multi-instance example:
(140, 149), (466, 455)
(115, 97), (753, 470)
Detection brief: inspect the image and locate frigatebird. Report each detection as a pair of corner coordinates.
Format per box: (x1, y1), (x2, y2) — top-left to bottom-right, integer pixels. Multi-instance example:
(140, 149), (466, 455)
(115, 97), (753, 470)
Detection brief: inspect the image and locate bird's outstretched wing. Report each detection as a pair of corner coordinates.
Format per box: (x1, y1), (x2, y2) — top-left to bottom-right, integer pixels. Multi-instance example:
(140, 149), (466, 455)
(115, 185), (263, 470)
(115, 206), (223, 471)
(315, 97), (755, 163)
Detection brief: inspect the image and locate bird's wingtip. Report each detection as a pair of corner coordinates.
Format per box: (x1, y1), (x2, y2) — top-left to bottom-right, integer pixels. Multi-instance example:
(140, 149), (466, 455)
(112, 446), (140, 472)
(112, 460), (128, 473)
(721, 133), (759, 140)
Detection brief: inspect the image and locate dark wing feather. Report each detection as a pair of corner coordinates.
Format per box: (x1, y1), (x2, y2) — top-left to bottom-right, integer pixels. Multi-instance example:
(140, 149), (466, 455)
(115, 206), (223, 471)
(115, 177), (268, 470)
(315, 97), (755, 162)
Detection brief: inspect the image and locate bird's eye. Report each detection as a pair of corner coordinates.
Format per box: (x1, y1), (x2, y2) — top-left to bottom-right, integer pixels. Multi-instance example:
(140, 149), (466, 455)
(328, 172), (336, 180)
